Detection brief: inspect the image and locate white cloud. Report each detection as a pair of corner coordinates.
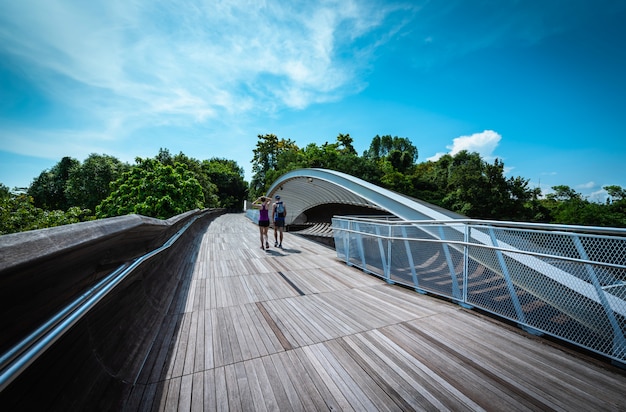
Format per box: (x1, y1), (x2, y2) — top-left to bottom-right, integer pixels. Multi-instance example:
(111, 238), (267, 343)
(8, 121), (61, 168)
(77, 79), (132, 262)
(588, 188), (608, 203)
(576, 181), (596, 190)
(427, 130), (502, 162)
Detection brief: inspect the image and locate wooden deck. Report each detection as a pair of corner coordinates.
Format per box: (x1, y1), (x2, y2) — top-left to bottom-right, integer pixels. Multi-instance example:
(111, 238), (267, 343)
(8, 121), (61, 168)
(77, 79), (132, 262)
(124, 213), (626, 411)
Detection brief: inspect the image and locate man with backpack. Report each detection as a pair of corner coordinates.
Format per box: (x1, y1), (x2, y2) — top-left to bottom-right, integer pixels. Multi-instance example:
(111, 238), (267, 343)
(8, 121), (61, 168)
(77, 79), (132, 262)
(272, 195), (286, 248)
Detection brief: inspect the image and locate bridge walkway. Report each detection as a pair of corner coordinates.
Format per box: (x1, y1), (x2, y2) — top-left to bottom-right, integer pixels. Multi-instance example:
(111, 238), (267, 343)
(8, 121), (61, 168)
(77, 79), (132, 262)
(126, 213), (625, 411)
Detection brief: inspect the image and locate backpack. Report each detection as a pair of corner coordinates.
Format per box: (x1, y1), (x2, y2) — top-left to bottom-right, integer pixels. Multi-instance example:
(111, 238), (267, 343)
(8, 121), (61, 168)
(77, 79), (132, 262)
(276, 202), (285, 217)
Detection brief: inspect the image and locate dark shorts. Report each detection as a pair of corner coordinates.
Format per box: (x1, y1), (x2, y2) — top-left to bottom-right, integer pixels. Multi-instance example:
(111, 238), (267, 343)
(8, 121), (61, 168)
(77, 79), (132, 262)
(274, 218), (285, 228)
(259, 220), (269, 227)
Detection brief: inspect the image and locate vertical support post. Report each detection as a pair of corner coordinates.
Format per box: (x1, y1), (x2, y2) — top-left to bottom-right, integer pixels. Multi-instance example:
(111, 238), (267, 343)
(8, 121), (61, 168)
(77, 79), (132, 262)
(354, 221), (366, 270)
(401, 225), (423, 292)
(573, 235), (626, 360)
(375, 224), (391, 283)
(438, 226), (462, 301)
(463, 224), (470, 304)
(488, 227), (528, 328)
(343, 218), (351, 265)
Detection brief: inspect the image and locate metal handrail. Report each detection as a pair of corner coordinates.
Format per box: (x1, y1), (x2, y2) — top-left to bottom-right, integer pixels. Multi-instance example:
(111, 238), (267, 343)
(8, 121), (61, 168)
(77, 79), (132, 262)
(0, 212), (204, 392)
(333, 214), (626, 236)
(333, 225), (626, 271)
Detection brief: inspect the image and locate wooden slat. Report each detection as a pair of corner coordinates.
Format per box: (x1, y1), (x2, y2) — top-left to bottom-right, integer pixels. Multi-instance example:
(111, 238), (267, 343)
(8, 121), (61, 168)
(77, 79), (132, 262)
(121, 213), (626, 411)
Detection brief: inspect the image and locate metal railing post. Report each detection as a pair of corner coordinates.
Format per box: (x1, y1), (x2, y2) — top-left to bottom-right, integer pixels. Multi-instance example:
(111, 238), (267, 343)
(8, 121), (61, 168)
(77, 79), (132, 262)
(488, 227), (530, 331)
(572, 235), (626, 360)
(401, 225), (422, 293)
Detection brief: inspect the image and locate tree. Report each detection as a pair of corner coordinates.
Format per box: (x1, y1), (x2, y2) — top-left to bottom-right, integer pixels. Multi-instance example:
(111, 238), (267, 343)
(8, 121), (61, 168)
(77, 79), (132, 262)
(409, 151), (544, 221)
(250, 134), (298, 197)
(364, 135), (418, 166)
(96, 158), (205, 219)
(28, 156), (79, 210)
(171, 151), (219, 207)
(336, 133), (357, 155)
(65, 153), (129, 211)
(0, 183), (10, 199)
(202, 158), (248, 211)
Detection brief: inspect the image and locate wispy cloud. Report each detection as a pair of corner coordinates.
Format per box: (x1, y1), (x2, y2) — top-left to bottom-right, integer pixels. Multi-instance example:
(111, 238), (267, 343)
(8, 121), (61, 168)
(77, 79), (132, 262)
(0, 1), (412, 118)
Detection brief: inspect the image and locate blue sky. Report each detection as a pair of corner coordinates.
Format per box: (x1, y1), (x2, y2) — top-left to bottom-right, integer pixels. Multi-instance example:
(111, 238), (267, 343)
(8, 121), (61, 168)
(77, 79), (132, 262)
(1, 1), (625, 201)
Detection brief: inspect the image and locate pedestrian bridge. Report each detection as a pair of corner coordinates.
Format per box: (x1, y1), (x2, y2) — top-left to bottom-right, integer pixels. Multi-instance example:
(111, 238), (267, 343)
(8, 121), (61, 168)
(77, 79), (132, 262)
(1, 168), (625, 410)
(259, 169), (626, 366)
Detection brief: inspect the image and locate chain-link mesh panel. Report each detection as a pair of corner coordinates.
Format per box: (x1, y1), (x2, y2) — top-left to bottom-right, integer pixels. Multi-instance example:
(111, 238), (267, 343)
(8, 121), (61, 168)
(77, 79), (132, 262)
(331, 217), (626, 364)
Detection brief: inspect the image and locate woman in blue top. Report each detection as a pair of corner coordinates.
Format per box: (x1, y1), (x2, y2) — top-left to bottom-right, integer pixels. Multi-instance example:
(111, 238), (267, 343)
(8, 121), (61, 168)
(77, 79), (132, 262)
(252, 196), (271, 250)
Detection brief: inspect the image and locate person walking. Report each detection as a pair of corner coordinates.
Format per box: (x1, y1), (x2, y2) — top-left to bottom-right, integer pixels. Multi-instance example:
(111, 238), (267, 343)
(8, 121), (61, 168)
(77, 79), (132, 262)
(252, 196), (271, 250)
(272, 195), (286, 248)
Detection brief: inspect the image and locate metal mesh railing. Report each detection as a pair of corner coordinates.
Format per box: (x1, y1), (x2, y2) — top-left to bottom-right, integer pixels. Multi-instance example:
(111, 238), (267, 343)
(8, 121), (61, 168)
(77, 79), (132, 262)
(332, 216), (626, 365)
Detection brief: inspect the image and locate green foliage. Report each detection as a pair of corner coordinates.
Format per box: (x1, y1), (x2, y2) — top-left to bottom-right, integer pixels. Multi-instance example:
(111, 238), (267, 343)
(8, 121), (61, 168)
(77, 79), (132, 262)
(249, 131), (626, 227)
(5, 133), (625, 234)
(65, 153), (130, 211)
(250, 134), (299, 197)
(28, 156), (80, 210)
(169, 150), (219, 208)
(158, 148), (248, 211)
(364, 134), (418, 173)
(2, 148), (249, 234)
(202, 158), (248, 211)
(0, 193), (93, 235)
(0, 183), (10, 199)
(250, 133), (382, 198)
(541, 185), (626, 227)
(96, 158), (205, 219)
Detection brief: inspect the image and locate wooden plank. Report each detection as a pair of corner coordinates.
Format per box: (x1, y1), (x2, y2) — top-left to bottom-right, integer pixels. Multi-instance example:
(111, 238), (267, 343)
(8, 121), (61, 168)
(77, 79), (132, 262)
(324, 339), (401, 411)
(246, 357), (278, 411)
(362, 328), (493, 411)
(241, 358), (270, 412)
(214, 366), (230, 412)
(203, 369), (217, 412)
(229, 305), (253, 360)
(203, 309), (215, 370)
(210, 309), (225, 368)
(409, 312), (625, 409)
(190, 372), (204, 412)
(301, 344), (360, 411)
(255, 301), (294, 351)
(168, 313), (191, 379)
(268, 298), (319, 346)
(343, 332), (451, 411)
(234, 361), (254, 411)
(282, 348), (333, 411)
(378, 323), (518, 408)
(163, 376), (181, 412)
(261, 354), (293, 409)
(308, 293), (365, 334)
(193, 308), (205, 373)
(147, 313), (184, 384)
(287, 347), (347, 411)
(237, 303), (269, 358)
(267, 352), (305, 411)
(177, 373), (193, 412)
(247, 302), (284, 354)
(183, 310), (199, 376)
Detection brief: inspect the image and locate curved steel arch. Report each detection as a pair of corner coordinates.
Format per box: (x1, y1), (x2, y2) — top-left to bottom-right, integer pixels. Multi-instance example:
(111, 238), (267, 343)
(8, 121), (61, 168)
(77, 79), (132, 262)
(265, 168), (464, 225)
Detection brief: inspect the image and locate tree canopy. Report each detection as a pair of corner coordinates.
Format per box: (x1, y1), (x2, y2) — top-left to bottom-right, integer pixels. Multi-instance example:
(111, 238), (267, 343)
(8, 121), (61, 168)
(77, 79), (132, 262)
(2, 133), (624, 236)
(2, 149), (248, 234)
(96, 158), (205, 219)
(249, 133), (625, 228)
